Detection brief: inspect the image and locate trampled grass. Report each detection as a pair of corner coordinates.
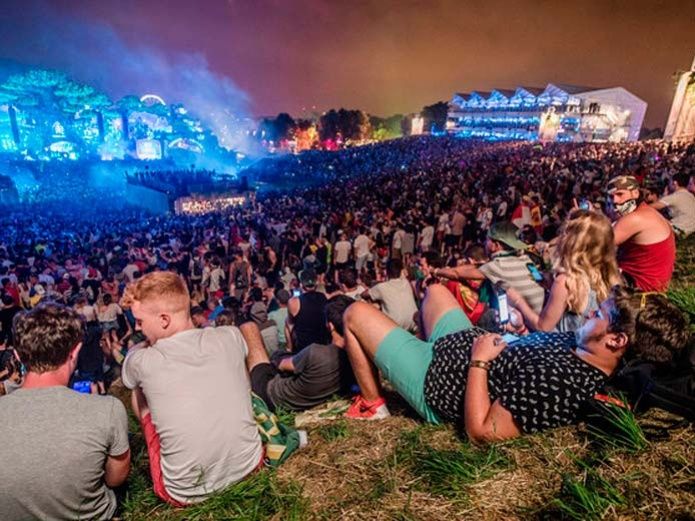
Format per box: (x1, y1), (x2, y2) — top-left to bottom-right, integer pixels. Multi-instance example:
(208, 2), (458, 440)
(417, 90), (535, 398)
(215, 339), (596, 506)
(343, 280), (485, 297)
(551, 458), (626, 521)
(586, 396), (649, 454)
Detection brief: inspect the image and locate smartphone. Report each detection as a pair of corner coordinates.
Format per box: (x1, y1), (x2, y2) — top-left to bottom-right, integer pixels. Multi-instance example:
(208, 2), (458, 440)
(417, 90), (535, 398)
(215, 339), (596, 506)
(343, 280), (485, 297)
(501, 333), (519, 344)
(292, 289), (301, 297)
(72, 380), (92, 394)
(497, 289), (510, 325)
(579, 199), (591, 210)
(526, 263), (544, 282)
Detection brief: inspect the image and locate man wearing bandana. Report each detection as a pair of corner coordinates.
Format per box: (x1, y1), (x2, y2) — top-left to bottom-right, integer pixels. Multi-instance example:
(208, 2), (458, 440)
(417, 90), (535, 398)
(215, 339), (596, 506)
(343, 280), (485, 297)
(608, 175), (675, 292)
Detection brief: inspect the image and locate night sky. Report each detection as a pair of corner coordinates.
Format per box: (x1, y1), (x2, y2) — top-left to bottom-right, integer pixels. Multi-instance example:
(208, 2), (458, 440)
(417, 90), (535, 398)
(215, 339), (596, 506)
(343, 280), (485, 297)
(2, 0), (695, 128)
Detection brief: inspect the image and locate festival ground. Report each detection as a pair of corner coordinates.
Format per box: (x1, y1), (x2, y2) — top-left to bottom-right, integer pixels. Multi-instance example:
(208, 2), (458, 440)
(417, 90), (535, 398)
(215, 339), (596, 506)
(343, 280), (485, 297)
(112, 236), (695, 521)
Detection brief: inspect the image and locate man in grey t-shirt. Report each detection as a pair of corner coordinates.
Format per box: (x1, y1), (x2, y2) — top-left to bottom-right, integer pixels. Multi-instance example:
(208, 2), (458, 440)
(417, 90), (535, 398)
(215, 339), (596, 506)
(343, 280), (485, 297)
(364, 259), (418, 331)
(0, 303), (130, 521)
(248, 295), (356, 411)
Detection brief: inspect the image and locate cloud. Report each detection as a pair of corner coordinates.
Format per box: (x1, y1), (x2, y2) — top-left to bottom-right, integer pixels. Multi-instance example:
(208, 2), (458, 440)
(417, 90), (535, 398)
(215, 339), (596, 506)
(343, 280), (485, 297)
(1, 0), (252, 150)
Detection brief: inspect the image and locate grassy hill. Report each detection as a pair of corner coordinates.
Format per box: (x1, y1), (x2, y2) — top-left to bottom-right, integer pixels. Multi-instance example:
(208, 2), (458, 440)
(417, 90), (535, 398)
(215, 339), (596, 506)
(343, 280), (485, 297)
(118, 237), (695, 520)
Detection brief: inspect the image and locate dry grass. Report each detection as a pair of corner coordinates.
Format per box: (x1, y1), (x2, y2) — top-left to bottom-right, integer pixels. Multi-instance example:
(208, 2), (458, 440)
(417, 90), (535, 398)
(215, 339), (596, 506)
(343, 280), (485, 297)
(115, 381), (694, 520)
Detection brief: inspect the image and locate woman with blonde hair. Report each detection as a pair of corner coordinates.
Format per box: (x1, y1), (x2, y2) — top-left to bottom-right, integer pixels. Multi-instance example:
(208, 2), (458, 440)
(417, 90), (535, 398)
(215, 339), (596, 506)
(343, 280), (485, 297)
(507, 210), (622, 332)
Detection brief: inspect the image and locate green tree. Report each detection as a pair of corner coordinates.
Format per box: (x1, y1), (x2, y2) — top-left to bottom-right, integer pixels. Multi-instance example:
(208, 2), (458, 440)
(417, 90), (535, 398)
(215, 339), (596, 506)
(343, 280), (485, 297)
(421, 101), (449, 133)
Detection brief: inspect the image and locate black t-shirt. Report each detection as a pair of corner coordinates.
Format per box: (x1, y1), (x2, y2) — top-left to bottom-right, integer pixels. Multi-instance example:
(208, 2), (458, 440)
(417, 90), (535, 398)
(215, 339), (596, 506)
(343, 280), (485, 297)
(267, 343), (354, 411)
(423, 330), (607, 433)
(0, 306), (21, 346)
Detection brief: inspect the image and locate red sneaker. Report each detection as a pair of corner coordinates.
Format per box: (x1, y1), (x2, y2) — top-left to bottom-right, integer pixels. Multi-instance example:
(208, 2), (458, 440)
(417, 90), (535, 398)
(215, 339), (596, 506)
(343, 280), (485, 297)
(345, 395), (391, 420)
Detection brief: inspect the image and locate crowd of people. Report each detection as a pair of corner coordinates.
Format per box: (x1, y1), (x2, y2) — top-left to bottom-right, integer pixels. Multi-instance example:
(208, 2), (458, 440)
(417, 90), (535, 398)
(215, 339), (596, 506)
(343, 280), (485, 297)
(126, 168), (241, 199)
(0, 135), (694, 519)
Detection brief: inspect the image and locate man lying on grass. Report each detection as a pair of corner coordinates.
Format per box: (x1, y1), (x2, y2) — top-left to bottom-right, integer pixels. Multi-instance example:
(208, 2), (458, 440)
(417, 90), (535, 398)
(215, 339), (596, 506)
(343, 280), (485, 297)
(342, 284), (689, 442)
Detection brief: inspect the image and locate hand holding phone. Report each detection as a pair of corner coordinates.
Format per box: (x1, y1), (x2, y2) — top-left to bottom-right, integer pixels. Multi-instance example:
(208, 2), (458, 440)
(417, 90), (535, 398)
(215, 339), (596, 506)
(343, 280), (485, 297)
(496, 285), (510, 325)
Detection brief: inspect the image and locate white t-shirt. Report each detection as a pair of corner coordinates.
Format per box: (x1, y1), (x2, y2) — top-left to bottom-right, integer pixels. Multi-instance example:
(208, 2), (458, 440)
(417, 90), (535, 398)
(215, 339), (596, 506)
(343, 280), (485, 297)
(353, 234), (371, 258)
(334, 240), (351, 264)
(392, 229), (405, 249)
(344, 285), (367, 301)
(660, 189), (695, 236)
(368, 278), (418, 331)
(209, 267), (226, 292)
(420, 226), (434, 248)
(122, 327), (263, 504)
(122, 263), (139, 282)
(437, 214), (449, 233)
(98, 303), (122, 323)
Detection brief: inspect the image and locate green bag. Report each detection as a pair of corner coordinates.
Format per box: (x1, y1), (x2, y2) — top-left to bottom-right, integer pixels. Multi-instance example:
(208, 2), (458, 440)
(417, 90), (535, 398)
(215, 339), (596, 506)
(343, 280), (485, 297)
(251, 392), (306, 467)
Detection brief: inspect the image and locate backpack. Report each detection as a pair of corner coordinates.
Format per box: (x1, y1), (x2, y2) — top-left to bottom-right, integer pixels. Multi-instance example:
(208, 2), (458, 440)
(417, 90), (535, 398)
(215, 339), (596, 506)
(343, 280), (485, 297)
(587, 342), (695, 422)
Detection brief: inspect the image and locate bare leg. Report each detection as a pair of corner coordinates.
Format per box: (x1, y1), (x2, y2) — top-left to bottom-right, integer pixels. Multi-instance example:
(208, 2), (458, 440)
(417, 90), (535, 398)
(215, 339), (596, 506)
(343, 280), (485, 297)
(343, 302), (399, 402)
(239, 321), (270, 371)
(421, 284), (461, 341)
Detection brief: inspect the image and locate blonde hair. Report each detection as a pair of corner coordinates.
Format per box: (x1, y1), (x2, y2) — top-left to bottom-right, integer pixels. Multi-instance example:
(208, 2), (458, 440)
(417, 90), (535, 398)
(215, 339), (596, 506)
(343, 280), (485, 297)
(552, 210), (622, 313)
(131, 271), (190, 314)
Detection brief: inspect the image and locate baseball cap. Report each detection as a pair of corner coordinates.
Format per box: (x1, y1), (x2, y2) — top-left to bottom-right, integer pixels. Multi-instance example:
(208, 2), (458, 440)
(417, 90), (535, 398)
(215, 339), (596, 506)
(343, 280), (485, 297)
(300, 268), (317, 288)
(607, 175), (639, 193)
(487, 222), (528, 251)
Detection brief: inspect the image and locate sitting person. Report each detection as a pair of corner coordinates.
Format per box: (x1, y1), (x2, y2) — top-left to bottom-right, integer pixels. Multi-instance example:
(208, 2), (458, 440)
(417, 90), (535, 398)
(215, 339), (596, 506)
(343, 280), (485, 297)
(507, 210), (622, 332)
(608, 175), (676, 291)
(247, 295), (356, 411)
(342, 284), (688, 442)
(649, 171), (695, 237)
(363, 258), (418, 332)
(122, 272), (263, 506)
(434, 222), (546, 314)
(434, 243), (489, 325)
(0, 303), (130, 520)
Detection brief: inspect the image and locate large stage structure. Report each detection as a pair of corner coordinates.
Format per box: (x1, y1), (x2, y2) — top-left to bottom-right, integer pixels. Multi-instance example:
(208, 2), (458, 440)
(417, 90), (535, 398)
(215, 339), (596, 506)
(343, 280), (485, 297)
(664, 55), (695, 142)
(0, 69), (235, 163)
(447, 84), (646, 143)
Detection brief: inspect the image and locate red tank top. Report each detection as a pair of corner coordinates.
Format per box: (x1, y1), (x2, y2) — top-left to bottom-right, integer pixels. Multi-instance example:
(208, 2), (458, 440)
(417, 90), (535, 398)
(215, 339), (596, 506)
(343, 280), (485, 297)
(618, 232), (675, 292)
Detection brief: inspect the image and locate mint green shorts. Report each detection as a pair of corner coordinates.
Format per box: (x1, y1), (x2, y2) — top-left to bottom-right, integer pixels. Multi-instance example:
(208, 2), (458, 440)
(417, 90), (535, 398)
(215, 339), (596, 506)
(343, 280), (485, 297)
(374, 308), (472, 424)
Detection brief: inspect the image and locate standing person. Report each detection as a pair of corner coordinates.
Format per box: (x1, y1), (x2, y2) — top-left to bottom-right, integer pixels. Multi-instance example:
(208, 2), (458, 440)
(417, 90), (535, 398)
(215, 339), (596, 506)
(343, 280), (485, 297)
(608, 176), (676, 291)
(97, 293), (123, 359)
(450, 207), (466, 248)
(268, 288), (291, 350)
(0, 294), (21, 346)
(122, 272), (263, 506)
(75, 296), (106, 394)
(0, 304), (130, 520)
(285, 269), (330, 353)
(353, 227), (373, 273)
(229, 249), (252, 301)
(333, 232), (352, 274)
(391, 222), (406, 260)
(419, 218), (435, 253)
(207, 257), (226, 294)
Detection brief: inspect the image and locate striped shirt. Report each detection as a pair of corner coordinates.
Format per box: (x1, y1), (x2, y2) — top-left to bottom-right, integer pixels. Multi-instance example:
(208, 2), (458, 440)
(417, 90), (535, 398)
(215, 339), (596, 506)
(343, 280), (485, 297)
(479, 252), (545, 312)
